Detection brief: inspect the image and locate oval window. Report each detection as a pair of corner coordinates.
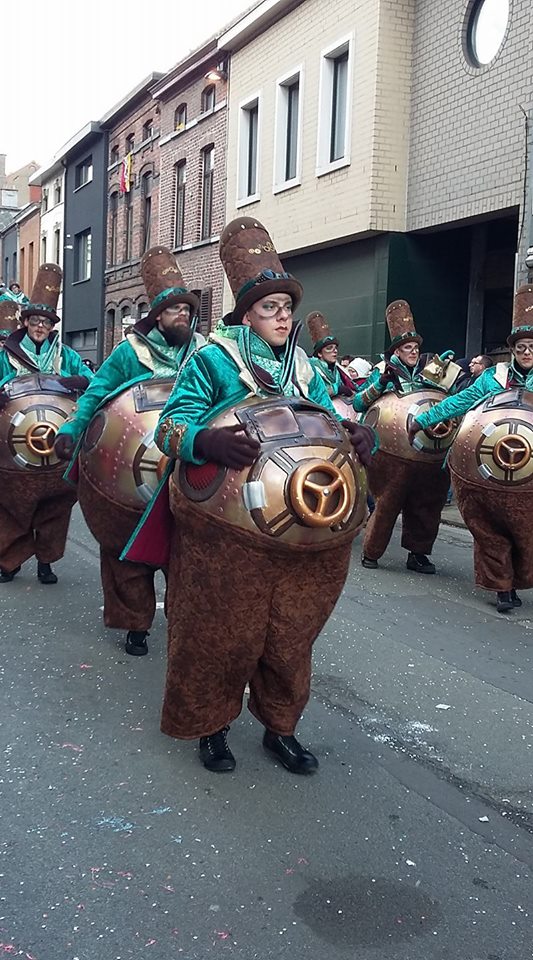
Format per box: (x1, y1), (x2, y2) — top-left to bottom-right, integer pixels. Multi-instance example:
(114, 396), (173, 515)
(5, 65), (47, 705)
(468, 0), (510, 66)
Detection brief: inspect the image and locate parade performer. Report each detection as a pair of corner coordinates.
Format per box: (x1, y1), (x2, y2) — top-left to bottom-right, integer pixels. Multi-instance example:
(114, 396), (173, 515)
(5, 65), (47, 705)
(125, 217), (376, 774)
(0, 264), (93, 584)
(0, 295), (20, 347)
(355, 299), (460, 574)
(54, 247), (202, 655)
(409, 283), (533, 613)
(306, 311), (354, 397)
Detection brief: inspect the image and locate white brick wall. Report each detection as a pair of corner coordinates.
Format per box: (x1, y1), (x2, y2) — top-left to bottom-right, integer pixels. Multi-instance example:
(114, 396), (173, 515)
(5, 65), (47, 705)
(223, 0), (414, 270)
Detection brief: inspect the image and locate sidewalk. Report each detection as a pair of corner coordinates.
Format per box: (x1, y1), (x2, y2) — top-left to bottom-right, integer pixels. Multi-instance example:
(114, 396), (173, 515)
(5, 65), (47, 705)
(440, 502), (465, 528)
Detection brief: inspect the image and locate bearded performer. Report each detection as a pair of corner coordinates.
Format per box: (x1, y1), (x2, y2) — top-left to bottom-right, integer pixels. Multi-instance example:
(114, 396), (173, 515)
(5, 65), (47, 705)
(124, 217), (376, 774)
(354, 300), (460, 575)
(409, 283), (533, 613)
(306, 311), (354, 397)
(54, 248), (203, 656)
(0, 264), (93, 584)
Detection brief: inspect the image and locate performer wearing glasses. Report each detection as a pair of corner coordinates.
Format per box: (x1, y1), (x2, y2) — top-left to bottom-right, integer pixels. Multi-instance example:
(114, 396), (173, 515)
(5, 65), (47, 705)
(124, 217), (377, 775)
(0, 264), (93, 584)
(409, 284), (533, 613)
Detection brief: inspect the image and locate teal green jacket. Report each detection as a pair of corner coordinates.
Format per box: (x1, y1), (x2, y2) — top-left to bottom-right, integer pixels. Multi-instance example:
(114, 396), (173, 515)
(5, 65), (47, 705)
(309, 357), (344, 397)
(415, 361), (531, 429)
(156, 330), (354, 464)
(56, 331), (204, 443)
(0, 333), (92, 390)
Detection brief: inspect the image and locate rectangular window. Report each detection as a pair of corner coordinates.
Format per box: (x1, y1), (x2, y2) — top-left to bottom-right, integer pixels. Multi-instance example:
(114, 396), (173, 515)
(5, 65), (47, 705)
(141, 173), (152, 252)
(70, 329), (97, 350)
(41, 236), (47, 263)
(109, 193), (118, 265)
(4, 256), (8, 280)
(198, 287), (213, 336)
(110, 145), (120, 165)
(20, 248), (25, 288)
(28, 243), (34, 287)
(174, 161), (186, 247)
(316, 36), (353, 176)
(74, 229), (91, 281)
(54, 180), (62, 205)
(75, 156), (93, 189)
(125, 193), (133, 260)
(12, 252), (17, 281)
(201, 146), (214, 241)
(125, 134), (135, 154)
(274, 69), (302, 191)
(237, 96), (260, 204)
(54, 228), (61, 264)
(42, 188), (49, 213)
(142, 120), (153, 141)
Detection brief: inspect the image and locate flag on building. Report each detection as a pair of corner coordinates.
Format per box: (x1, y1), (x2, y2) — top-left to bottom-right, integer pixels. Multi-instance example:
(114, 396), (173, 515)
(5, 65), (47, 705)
(119, 153), (132, 195)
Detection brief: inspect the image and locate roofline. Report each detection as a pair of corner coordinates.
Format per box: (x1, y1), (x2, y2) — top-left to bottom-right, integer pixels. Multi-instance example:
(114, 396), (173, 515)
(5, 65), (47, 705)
(218, 0), (305, 52)
(100, 72), (164, 126)
(59, 121), (102, 160)
(149, 39), (219, 98)
(29, 158), (64, 186)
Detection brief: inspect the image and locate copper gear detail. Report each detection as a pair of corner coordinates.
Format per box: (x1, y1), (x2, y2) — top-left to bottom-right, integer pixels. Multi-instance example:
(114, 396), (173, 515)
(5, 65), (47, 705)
(289, 459), (352, 528)
(492, 434), (531, 471)
(25, 421), (58, 457)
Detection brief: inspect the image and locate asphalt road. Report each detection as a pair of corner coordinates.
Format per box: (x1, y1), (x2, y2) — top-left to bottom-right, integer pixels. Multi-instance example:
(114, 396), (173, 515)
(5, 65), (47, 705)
(0, 508), (532, 960)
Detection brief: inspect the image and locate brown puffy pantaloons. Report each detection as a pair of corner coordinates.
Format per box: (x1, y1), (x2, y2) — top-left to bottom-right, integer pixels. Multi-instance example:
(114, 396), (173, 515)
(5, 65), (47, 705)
(363, 450), (450, 560)
(452, 473), (533, 591)
(78, 470), (157, 631)
(161, 482), (353, 740)
(0, 466), (77, 572)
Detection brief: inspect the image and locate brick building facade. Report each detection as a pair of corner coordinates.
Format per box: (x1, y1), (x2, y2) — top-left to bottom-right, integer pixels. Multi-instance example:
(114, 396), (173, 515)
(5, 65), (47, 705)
(18, 203), (41, 297)
(101, 74), (163, 355)
(152, 40), (228, 334)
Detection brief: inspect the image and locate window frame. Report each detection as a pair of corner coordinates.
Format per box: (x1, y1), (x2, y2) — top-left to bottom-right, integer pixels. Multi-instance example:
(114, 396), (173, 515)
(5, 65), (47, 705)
(74, 156), (93, 191)
(142, 119), (153, 142)
(174, 160), (186, 248)
(200, 145), (215, 241)
(273, 65), (303, 194)
(201, 85), (216, 114)
(141, 171), (153, 253)
(236, 92), (261, 207)
(174, 103), (188, 131)
(74, 229), (92, 282)
(316, 34), (354, 178)
(109, 191), (119, 265)
(124, 190), (134, 261)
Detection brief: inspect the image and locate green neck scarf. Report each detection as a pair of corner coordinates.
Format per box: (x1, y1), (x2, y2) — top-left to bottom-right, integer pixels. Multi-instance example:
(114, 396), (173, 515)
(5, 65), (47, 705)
(144, 327), (194, 378)
(20, 333), (60, 373)
(218, 323), (299, 396)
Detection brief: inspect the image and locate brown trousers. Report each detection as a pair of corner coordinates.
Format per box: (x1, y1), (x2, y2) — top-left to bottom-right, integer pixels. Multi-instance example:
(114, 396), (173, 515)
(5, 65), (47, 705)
(452, 474), (533, 591)
(0, 466), (77, 572)
(79, 471), (157, 631)
(363, 450), (450, 560)
(161, 484), (353, 740)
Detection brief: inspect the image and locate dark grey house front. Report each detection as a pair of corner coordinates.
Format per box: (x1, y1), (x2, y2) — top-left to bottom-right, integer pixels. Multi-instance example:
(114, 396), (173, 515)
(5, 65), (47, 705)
(62, 122), (108, 364)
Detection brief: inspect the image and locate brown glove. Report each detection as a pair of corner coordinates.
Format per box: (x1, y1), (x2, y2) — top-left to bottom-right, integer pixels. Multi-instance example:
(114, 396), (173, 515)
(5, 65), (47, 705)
(379, 363), (401, 389)
(407, 421), (422, 446)
(341, 421), (375, 467)
(54, 434), (76, 461)
(0, 389), (9, 411)
(194, 423), (261, 470)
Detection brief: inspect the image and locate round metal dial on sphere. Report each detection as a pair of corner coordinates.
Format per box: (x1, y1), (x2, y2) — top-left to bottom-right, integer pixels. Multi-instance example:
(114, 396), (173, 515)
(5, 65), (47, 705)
(449, 388), (533, 489)
(362, 389), (458, 463)
(0, 374), (78, 470)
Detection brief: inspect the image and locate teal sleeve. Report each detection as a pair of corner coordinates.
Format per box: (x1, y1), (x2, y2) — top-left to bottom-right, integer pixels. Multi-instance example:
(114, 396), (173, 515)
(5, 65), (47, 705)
(60, 345), (95, 379)
(56, 342), (138, 441)
(0, 353), (16, 390)
(352, 368), (385, 412)
(307, 370), (344, 420)
(416, 370), (496, 428)
(155, 351), (218, 463)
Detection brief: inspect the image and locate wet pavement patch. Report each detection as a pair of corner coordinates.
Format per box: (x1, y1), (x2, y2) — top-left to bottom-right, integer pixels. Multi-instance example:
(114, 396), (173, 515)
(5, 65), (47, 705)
(293, 875), (442, 948)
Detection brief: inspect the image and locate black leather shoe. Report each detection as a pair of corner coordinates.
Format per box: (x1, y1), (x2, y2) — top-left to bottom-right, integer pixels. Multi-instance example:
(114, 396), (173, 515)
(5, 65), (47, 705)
(361, 555), (379, 569)
(406, 552), (436, 574)
(37, 562), (58, 584)
(199, 727), (236, 772)
(496, 591), (514, 613)
(263, 731), (318, 775)
(511, 589), (522, 608)
(125, 630), (149, 656)
(0, 565), (20, 583)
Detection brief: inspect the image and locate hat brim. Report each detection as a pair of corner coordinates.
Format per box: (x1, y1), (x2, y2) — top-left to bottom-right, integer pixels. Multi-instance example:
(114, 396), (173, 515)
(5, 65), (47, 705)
(21, 306), (59, 324)
(507, 329), (533, 347)
(313, 336), (339, 356)
(385, 333), (422, 359)
(141, 291), (200, 331)
(229, 278), (303, 326)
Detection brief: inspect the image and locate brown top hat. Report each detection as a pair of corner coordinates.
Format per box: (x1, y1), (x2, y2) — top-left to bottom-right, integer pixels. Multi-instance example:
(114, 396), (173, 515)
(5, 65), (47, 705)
(21, 263), (62, 323)
(140, 246), (199, 329)
(0, 296), (21, 334)
(508, 284), (533, 346)
(384, 299), (422, 357)
(306, 311), (338, 356)
(219, 217), (303, 325)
